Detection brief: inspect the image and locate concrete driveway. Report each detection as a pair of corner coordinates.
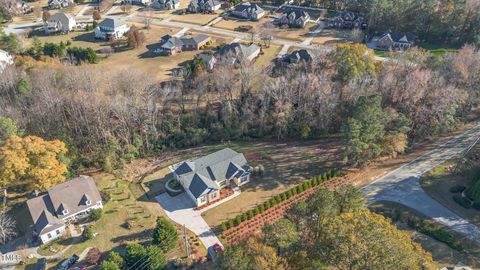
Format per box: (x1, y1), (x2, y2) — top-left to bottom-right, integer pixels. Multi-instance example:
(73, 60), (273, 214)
(364, 124), (480, 243)
(155, 193), (221, 249)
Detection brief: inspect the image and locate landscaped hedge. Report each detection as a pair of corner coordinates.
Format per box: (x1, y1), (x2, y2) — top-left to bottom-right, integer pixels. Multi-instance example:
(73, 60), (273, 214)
(221, 168), (341, 232)
(452, 194), (472, 209)
(415, 220), (463, 251)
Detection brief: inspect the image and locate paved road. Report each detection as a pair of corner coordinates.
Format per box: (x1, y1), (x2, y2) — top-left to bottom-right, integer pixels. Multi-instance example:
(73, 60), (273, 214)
(155, 193), (222, 250)
(363, 124), (480, 243)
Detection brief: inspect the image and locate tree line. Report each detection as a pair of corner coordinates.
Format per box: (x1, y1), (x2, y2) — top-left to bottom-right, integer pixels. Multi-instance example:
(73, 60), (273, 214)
(0, 44), (478, 173)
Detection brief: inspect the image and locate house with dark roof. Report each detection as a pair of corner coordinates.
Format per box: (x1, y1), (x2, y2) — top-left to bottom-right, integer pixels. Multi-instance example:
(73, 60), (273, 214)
(152, 0), (180, 9)
(231, 2), (265, 21)
(329, 11), (366, 29)
(216, 42), (261, 64)
(187, 0), (222, 13)
(26, 176), (103, 244)
(276, 49), (315, 67)
(373, 31), (416, 50)
(278, 10), (310, 28)
(172, 148), (250, 207)
(94, 18), (130, 40)
(48, 0), (74, 9)
(160, 34), (211, 55)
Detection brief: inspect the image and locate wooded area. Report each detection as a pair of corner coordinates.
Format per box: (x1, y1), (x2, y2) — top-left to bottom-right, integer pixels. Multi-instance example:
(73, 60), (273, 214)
(0, 44), (479, 173)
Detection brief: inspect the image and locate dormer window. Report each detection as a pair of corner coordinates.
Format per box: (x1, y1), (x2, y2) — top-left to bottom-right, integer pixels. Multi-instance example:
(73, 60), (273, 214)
(85, 200), (91, 206)
(62, 209), (69, 215)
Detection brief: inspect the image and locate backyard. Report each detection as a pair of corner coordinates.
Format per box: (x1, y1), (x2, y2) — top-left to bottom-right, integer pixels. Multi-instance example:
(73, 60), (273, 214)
(13, 173), (206, 270)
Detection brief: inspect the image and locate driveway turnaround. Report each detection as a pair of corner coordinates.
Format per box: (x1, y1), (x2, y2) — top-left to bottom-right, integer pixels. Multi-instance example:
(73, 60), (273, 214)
(363, 124), (480, 243)
(155, 193), (222, 249)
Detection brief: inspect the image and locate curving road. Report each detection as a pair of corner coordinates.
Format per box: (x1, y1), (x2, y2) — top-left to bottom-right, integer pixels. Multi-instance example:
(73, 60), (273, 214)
(363, 124), (480, 243)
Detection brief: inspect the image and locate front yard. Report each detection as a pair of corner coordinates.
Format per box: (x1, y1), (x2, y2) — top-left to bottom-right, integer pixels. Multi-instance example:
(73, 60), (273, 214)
(211, 17), (271, 32)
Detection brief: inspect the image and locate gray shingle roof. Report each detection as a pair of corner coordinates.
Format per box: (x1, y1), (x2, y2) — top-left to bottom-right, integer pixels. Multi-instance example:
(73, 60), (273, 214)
(98, 18), (126, 29)
(217, 42), (260, 60)
(175, 148), (249, 198)
(26, 176), (102, 234)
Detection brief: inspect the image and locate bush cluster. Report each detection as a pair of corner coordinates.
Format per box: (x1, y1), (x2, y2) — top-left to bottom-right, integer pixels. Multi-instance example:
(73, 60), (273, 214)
(449, 185), (466, 194)
(221, 168), (341, 231)
(414, 220), (463, 251)
(452, 194), (472, 209)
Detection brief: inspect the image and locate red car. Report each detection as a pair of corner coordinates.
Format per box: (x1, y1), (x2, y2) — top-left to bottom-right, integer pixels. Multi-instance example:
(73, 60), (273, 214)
(213, 243), (223, 253)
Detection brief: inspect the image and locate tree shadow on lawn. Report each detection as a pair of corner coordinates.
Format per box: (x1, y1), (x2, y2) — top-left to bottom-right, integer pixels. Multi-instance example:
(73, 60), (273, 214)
(110, 230), (153, 244)
(72, 32), (98, 43)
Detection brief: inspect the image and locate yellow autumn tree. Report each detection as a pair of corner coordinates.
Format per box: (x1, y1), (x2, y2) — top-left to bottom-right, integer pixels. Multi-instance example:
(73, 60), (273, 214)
(317, 210), (435, 270)
(0, 135), (68, 191)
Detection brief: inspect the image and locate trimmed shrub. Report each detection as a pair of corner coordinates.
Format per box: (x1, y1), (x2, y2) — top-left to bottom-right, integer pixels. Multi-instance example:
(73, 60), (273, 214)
(286, 190), (292, 198)
(453, 194), (472, 209)
(449, 185), (466, 194)
(298, 185), (304, 193)
(236, 215), (242, 225)
(242, 213), (248, 222)
(302, 182), (309, 190)
(265, 201), (271, 209)
(259, 204), (265, 213)
(229, 219), (235, 228)
(82, 226), (95, 240)
(248, 210), (254, 220)
(312, 177), (318, 186)
(323, 172), (328, 180)
(292, 186), (298, 195)
(254, 206), (260, 215)
(89, 208), (103, 221)
(416, 220), (463, 251)
(221, 223), (227, 231)
(281, 193), (287, 201)
(318, 175), (324, 183)
(271, 198), (277, 206)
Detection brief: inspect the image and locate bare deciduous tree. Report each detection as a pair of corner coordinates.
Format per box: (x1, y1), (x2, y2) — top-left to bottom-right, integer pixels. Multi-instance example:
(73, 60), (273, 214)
(0, 212), (16, 244)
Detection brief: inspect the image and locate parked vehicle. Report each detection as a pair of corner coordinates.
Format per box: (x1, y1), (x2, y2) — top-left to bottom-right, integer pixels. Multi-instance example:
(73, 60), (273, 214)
(207, 243), (224, 261)
(35, 258), (46, 270)
(57, 254), (79, 270)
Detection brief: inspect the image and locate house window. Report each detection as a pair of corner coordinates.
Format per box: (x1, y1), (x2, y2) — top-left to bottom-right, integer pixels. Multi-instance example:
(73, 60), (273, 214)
(200, 196), (206, 203)
(86, 200), (91, 206)
(212, 192), (217, 198)
(62, 209), (69, 215)
(218, 180), (226, 187)
(240, 176), (248, 183)
(47, 233), (52, 239)
(56, 229), (61, 235)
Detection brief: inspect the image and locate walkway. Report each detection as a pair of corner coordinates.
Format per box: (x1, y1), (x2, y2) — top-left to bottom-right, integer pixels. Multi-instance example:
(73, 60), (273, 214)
(155, 193), (222, 249)
(363, 124), (480, 243)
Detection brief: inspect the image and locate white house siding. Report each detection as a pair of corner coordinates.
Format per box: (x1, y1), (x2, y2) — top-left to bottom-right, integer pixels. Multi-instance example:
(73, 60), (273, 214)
(40, 225), (66, 244)
(94, 24), (130, 39)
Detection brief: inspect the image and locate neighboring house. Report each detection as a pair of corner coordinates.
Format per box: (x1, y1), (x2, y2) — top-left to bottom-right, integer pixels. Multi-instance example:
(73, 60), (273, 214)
(276, 49), (315, 67)
(373, 31), (416, 50)
(187, 0), (222, 13)
(329, 11), (366, 29)
(43, 12), (76, 34)
(48, 0), (74, 9)
(0, 49), (14, 72)
(216, 42), (261, 64)
(19, 1), (32, 14)
(172, 148), (250, 207)
(26, 176), (103, 244)
(279, 10), (310, 28)
(160, 34), (211, 55)
(198, 53), (216, 70)
(122, 0), (151, 6)
(94, 18), (130, 40)
(231, 2), (265, 21)
(151, 0), (180, 10)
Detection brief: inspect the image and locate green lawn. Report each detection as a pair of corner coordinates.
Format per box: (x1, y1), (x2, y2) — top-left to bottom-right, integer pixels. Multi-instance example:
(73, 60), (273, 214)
(418, 42), (459, 56)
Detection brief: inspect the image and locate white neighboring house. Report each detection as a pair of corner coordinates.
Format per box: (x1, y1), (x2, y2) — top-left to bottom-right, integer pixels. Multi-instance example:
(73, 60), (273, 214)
(94, 18), (130, 40)
(152, 0), (180, 10)
(172, 148), (251, 207)
(26, 176), (103, 244)
(0, 50), (14, 72)
(44, 12), (76, 34)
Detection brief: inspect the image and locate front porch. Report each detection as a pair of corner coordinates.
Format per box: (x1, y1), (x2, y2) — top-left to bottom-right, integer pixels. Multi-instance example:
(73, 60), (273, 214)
(196, 186), (240, 213)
